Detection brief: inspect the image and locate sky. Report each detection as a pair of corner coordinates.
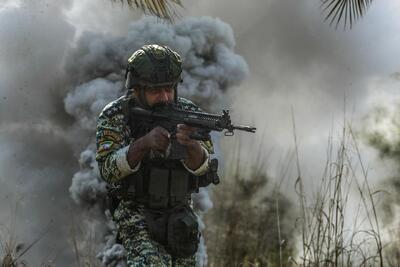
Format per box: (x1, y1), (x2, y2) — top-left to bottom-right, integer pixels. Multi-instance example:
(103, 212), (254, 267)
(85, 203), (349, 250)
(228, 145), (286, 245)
(1, 0), (400, 265)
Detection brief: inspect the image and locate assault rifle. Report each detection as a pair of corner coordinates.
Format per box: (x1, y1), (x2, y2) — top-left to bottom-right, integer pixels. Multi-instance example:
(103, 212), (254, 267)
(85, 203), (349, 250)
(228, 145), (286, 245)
(130, 104), (256, 141)
(129, 104), (256, 184)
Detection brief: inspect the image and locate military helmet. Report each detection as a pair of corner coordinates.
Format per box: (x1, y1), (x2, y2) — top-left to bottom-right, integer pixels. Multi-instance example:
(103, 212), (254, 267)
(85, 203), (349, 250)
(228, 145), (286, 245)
(125, 44), (182, 89)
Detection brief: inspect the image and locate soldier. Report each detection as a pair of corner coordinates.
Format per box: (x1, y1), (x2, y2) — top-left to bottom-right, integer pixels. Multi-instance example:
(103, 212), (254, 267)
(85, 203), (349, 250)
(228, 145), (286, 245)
(95, 44), (215, 266)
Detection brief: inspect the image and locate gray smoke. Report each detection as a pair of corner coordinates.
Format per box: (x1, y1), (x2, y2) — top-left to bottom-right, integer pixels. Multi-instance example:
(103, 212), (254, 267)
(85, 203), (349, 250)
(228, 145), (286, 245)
(180, 0), (400, 191)
(184, 0), (400, 263)
(68, 148), (107, 206)
(64, 16), (248, 111)
(0, 0), (77, 265)
(64, 78), (122, 131)
(0, 0), (248, 264)
(63, 0), (400, 265)
(3, 0), (399, 265)
(361, 74), (400, 243)
(97, 243), (127, 267)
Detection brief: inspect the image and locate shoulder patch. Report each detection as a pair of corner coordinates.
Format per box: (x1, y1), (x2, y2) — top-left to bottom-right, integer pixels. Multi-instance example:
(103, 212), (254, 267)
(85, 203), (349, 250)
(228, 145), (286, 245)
(99, 141), (114, 151)
(100, 95), (132, 118)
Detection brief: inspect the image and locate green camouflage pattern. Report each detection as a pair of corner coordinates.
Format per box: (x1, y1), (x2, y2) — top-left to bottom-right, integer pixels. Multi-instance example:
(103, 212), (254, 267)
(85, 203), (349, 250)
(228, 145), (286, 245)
(95, 94), (132, 183)
(95, 94), (213, 266)
(114, 200), (196, 267)
(95, 94), (214, 184)
(127, 44), (182, 88)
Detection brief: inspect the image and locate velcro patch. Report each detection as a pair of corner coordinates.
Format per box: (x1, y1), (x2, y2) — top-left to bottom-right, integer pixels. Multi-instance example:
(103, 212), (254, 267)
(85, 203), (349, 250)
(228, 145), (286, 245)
(102, 130), (122, 142)
(98, 141), (114, 152)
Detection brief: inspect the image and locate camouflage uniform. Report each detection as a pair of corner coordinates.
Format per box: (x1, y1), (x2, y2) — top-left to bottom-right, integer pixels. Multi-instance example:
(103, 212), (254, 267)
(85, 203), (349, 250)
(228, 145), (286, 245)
(95, 93), (213, 267)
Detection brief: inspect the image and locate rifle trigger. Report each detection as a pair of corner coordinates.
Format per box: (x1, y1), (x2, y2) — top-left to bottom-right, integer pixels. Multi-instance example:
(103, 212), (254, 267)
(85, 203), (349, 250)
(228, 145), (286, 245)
(170, 128), (177, 139)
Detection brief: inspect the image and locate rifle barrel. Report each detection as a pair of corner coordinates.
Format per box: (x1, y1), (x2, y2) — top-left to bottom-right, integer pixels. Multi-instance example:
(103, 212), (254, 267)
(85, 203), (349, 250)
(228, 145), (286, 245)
(233, 125), (257, 133)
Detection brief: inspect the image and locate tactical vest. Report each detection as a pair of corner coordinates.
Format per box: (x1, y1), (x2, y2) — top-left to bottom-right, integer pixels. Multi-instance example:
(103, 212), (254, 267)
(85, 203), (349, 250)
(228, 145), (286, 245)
(119, 97), (212, 209)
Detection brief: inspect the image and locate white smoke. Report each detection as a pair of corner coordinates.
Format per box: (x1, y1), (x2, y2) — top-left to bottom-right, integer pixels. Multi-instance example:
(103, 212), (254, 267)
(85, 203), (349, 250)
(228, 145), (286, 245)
(97, 243), (127, 267)
(192, 187), (214, 266)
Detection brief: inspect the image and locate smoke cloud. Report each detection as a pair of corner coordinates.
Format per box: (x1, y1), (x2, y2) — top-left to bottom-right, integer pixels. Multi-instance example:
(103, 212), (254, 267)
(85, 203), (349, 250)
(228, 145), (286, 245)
(362, 74), (400, 230)
(0, 0), (77, 265)
(185, 0), (400, 261)
(180, 0), (400, 190)
(2, 0), (400, 265)
(1, 1), (248, 264)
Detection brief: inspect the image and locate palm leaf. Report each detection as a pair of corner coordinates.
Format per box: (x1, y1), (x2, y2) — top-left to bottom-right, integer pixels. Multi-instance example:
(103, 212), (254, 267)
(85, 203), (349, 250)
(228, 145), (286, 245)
(112, 0), (183, 21)
(321, 0), (373, 29)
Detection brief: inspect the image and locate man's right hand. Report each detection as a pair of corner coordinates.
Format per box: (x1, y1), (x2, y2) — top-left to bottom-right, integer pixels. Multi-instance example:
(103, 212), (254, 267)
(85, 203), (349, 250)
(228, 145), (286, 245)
(127, 127), (170, 169)
(142, 126), (170, 152)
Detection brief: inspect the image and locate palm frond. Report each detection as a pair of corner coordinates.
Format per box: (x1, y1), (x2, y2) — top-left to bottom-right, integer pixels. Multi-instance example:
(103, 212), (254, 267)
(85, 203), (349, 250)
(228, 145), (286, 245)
(112, 0), (183, 21)
(321, 0), (373, 29)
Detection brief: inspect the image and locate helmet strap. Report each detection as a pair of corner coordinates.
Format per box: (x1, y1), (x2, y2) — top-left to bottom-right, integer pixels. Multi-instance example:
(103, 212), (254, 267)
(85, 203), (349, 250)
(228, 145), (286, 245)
(174, 84), (178, 103)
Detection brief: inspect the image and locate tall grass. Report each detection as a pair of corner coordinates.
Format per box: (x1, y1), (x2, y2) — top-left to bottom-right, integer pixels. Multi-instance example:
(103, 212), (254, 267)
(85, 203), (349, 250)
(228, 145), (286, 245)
(0, 204), (54, 267)
(204, 112), (397, 267)
(204, 171), (296, 266)
(204, 135), (296, 267)
(70, 214), (101, 267)
(291, 113), (385, 266)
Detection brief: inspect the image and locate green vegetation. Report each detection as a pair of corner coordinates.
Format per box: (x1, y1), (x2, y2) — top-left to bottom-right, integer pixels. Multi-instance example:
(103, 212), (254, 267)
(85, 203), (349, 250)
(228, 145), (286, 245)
(111, 0), (182, 21)
(204, 166), (296, 267)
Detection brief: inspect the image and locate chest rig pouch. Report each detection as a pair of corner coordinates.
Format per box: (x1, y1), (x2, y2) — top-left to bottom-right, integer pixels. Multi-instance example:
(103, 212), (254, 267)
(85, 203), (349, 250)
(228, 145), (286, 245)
(143, 205), (199, 258)
(131, 160), (196, 209)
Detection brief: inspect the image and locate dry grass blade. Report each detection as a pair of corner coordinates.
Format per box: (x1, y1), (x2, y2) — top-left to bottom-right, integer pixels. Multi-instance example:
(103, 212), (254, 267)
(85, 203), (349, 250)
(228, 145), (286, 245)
(112, 0), (182, 21)
(292, 107), (387, 266)
(11, 220), (54, 265)
(321, 0), (373, 29)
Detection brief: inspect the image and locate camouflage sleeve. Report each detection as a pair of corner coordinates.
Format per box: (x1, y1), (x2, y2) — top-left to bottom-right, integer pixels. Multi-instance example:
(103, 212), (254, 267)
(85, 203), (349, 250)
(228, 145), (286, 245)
(181, 147), (211, 176)
(95, 101), (139, 183)
(177, 97), (215, 154)
(178, 97), (215, 176)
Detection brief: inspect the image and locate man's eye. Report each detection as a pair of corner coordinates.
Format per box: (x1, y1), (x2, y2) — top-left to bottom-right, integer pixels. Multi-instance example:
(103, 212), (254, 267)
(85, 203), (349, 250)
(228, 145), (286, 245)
(148, 88), (158, 94)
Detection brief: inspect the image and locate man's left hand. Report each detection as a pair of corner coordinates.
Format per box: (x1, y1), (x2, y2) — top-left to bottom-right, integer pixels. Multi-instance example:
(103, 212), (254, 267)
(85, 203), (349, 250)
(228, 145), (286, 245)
(175, 124), (201, 149)
(176, 124), (205, 171)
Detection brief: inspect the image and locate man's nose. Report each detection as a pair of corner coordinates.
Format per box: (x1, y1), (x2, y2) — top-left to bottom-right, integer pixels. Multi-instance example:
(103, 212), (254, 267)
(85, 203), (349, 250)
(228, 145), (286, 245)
(159, 89), (169, 101)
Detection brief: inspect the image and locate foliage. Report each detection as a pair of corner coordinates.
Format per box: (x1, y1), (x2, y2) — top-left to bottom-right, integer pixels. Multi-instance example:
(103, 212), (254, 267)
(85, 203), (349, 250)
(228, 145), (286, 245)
(321, 0), (373, 29)
(111, 0), (182, 21)
(204, 166), (296, 267)
(0, 206), (54, 267)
